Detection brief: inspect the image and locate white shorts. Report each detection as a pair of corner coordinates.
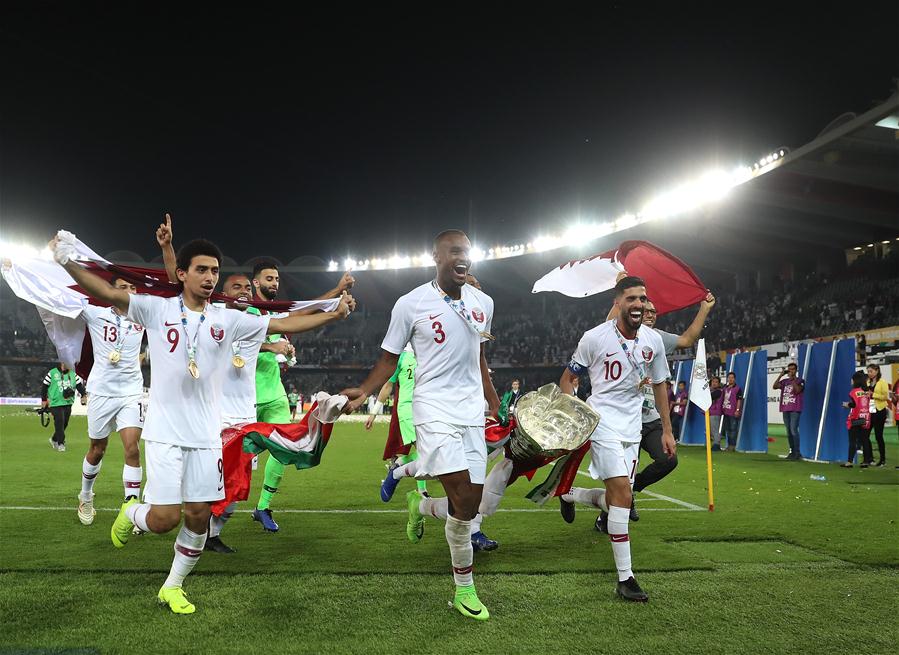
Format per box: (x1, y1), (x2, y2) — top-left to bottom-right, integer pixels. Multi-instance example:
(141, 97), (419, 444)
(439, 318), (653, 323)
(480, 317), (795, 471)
(143, 440), (225, 505)
(588, 439), (641, 483)
(414, 422), (487, 484)
(87, 394), (144, 439)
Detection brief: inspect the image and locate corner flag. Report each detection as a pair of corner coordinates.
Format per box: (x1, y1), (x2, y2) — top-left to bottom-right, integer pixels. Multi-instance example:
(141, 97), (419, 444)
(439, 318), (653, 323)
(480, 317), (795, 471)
(690, 338), (712, 411)
(690, 338), (715, 511)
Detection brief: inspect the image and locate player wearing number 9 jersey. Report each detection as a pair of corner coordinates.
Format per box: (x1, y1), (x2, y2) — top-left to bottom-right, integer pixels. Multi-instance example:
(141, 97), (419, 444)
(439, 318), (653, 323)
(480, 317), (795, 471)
(52, 232), (355, 615)
(558, 276), (673, 603)
(76, 277), (147, 527)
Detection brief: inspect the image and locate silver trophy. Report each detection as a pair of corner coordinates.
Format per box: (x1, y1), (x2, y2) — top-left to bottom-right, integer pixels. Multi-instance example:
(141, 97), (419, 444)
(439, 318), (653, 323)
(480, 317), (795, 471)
(510, 383), (600, 461)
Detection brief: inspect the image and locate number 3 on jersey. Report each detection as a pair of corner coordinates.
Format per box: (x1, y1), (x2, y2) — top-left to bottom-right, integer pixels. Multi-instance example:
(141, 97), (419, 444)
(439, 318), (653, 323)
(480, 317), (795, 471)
(432, 321), (446, 344)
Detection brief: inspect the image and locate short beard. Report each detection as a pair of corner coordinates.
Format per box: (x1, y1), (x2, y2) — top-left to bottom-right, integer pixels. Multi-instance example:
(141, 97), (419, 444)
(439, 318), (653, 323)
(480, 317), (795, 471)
(259, 287), (277, 301)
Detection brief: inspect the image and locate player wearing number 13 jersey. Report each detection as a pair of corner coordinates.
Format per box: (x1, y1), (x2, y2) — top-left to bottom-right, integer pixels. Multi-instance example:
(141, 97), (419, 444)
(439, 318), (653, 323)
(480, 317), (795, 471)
(341, 229), (500, 621)
(558, 276), (674, 603)
(53, 233), (354, 614)
(76, 277), (147, 527)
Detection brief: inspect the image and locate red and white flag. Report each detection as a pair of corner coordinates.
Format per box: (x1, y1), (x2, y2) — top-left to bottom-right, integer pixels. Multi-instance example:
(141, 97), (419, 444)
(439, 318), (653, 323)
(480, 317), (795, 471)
(532, 240), (707, 316)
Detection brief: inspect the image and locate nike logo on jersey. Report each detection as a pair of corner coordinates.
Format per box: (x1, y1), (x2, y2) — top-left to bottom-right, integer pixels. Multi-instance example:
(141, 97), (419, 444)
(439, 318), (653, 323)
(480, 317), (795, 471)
(606, 352), (617, 357)
(164, 321), (180, 326)
(428, 313), (443, 320)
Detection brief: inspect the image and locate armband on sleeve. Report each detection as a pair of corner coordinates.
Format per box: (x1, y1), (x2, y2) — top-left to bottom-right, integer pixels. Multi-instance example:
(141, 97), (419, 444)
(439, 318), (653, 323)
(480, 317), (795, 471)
(567, 359), (586, 376)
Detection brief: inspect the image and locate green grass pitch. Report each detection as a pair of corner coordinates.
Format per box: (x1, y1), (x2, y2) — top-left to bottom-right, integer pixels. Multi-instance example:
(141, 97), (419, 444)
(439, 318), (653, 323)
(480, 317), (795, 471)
(1, 407), (896, 654)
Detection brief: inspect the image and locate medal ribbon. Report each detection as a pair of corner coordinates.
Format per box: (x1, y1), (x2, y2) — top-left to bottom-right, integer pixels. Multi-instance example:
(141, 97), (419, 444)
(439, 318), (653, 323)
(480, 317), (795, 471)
(430, 280), (494, 340)
(178, 294), (208, 370)
(112, 310), (133, 356)
(612, 322), (646, 383)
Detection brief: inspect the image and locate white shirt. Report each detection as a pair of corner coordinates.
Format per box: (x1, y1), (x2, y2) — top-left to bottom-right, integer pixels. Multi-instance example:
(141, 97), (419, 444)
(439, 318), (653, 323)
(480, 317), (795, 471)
(220, 330), (261, 423)
(570, 320), (670, 443)
(382, 281), (493, 427)
(82, 304), (145, 397)
(128, 294), (269, 448)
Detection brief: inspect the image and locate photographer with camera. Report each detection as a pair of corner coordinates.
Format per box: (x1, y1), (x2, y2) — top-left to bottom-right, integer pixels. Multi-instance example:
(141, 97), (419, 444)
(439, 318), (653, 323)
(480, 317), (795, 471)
(41, 363), (86, 452)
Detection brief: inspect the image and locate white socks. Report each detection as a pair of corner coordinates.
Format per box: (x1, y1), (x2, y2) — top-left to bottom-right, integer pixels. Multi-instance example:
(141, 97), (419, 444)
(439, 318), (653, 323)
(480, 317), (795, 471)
(419, 495), (448, 520)
(125, 502), (152, 533)
(123, 464), (142, 500)
(446, 515), (474, 587)
(469, 513), (483, 535)
(163, 525), (206, 589)
(562, 487), (608, 511)
(393, 459), (418, 480)
(80, 458), (101, 499)
(607, 505), (633, 582)
(209, 502), (237, 538)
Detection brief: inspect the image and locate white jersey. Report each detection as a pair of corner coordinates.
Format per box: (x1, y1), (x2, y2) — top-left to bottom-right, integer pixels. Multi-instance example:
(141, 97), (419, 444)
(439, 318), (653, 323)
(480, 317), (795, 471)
(382, 281), (493, 427)
(570, 320), (669, 442)
(128, 294), (269, 448)
(82, 304), (145, 397)
(220, 334), (261, 423)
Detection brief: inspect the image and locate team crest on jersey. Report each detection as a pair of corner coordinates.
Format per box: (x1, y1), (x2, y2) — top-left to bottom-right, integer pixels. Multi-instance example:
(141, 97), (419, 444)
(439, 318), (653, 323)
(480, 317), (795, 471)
(134, 324), (144, 332)
(471, 308), (485, 323)
(642, 346), (654, 362)
(210, 324), (225, 342)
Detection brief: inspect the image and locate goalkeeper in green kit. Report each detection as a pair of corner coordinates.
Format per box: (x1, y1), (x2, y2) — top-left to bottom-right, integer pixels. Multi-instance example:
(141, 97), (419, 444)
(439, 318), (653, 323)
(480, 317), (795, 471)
(249, 261), (355, 532)
(366, 344), (428, 504)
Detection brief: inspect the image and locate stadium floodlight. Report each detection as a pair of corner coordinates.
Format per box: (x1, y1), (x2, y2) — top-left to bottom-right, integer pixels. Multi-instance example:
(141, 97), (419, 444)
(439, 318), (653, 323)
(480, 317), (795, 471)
(470, 246), (485, 263)
(853, 247), (863, 250)
(343, 257), (355, 271)
(866, 243), (874, 247)
(881, 241), (890, 245)
(327, 260), (339, 271)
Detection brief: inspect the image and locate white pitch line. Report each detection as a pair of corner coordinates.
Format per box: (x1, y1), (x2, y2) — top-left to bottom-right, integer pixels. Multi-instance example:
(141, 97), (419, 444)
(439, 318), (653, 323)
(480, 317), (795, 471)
(575, 471), (704, 511)
(0, 505), (695, 514)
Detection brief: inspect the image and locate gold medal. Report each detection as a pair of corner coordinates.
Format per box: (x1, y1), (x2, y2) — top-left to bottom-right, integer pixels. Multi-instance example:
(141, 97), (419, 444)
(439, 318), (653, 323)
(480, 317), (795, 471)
(232, 355), (245, 368)
(188, 360), (200, 379)
(108, 350), (121, 364)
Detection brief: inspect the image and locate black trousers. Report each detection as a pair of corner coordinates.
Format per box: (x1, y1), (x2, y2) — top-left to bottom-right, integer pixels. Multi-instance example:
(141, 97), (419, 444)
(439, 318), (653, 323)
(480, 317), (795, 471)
(848, 425), (872, 464)
(869, 409), (887, 463)
(50, 405), (72, 445)
(633, 419), (678, 493)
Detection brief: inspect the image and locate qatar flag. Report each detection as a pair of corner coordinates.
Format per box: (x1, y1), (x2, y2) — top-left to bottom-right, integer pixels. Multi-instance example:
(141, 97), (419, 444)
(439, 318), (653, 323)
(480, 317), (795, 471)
(532, 240), (707, 316)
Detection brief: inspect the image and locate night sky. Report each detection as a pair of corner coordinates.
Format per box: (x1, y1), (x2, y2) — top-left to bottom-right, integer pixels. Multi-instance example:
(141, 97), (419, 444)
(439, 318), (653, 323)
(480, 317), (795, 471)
(2, 3), (896, 263)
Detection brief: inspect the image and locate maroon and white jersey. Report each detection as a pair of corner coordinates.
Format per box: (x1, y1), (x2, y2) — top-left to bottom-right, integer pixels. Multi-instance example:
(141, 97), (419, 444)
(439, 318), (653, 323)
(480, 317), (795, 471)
(127, 295), (269, 448)
(382, 282), (493, 427)
(82, 304), (145, 397)
(569, 320), (669, 443)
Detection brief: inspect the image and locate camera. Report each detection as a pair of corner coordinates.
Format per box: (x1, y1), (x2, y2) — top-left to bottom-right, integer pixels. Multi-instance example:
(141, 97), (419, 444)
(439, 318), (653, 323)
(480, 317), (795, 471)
(62, 387), (76, 399)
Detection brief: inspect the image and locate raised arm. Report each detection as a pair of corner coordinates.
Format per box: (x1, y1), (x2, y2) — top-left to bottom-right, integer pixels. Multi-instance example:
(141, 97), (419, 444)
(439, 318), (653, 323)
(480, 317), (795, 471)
(50, 238), (131, 313)
(289, 271), (356, 316)
(480, 343), (500, 418)
(773, 368), (786, 390)
(268, 292), (354, 335)
(675, 292), (715, 349)
(156, 213), (177, 284)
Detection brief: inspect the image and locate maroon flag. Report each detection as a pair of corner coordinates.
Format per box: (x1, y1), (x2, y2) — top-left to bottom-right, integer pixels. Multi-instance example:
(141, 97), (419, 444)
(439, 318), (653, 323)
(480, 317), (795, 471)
(533, 240), (707, 316)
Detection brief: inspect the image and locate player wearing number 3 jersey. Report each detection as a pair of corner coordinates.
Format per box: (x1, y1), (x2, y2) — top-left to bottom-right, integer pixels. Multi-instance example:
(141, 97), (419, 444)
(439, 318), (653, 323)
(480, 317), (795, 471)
(51, 230), (355, 615)
(341, 229), (500, 621)
(558, 276), (673, 603)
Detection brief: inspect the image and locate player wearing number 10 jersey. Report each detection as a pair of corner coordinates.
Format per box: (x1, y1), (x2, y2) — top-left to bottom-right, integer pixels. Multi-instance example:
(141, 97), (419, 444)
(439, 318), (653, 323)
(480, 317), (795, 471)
(52, 232), (354, 615)
(76, 276), (147, 527)
(558, 276), (674, 603)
